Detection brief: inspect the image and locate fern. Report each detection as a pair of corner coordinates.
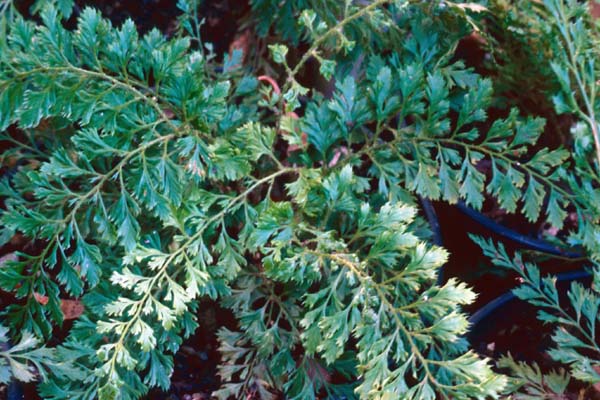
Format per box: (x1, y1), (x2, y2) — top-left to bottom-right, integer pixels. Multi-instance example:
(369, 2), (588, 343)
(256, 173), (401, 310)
(0, 0), (592, 399)
(498, 354), (570, 400)
(0, 324), (82, 385)
(473, 235), (600, 386)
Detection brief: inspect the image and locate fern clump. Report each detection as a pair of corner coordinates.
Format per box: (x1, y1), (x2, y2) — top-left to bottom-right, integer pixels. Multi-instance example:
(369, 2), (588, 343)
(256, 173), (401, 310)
(1, 0), (599, 399)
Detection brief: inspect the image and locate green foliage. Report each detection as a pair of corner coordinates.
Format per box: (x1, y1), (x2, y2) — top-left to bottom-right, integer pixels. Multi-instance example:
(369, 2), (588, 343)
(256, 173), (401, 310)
(0, 324), (81, 385)
(1, 0), (600, 399)
(483, 1), (558, 111)
(498, 354), (570, 399)
(473, 235), (600, 387)
(216, 191), (506, 399)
